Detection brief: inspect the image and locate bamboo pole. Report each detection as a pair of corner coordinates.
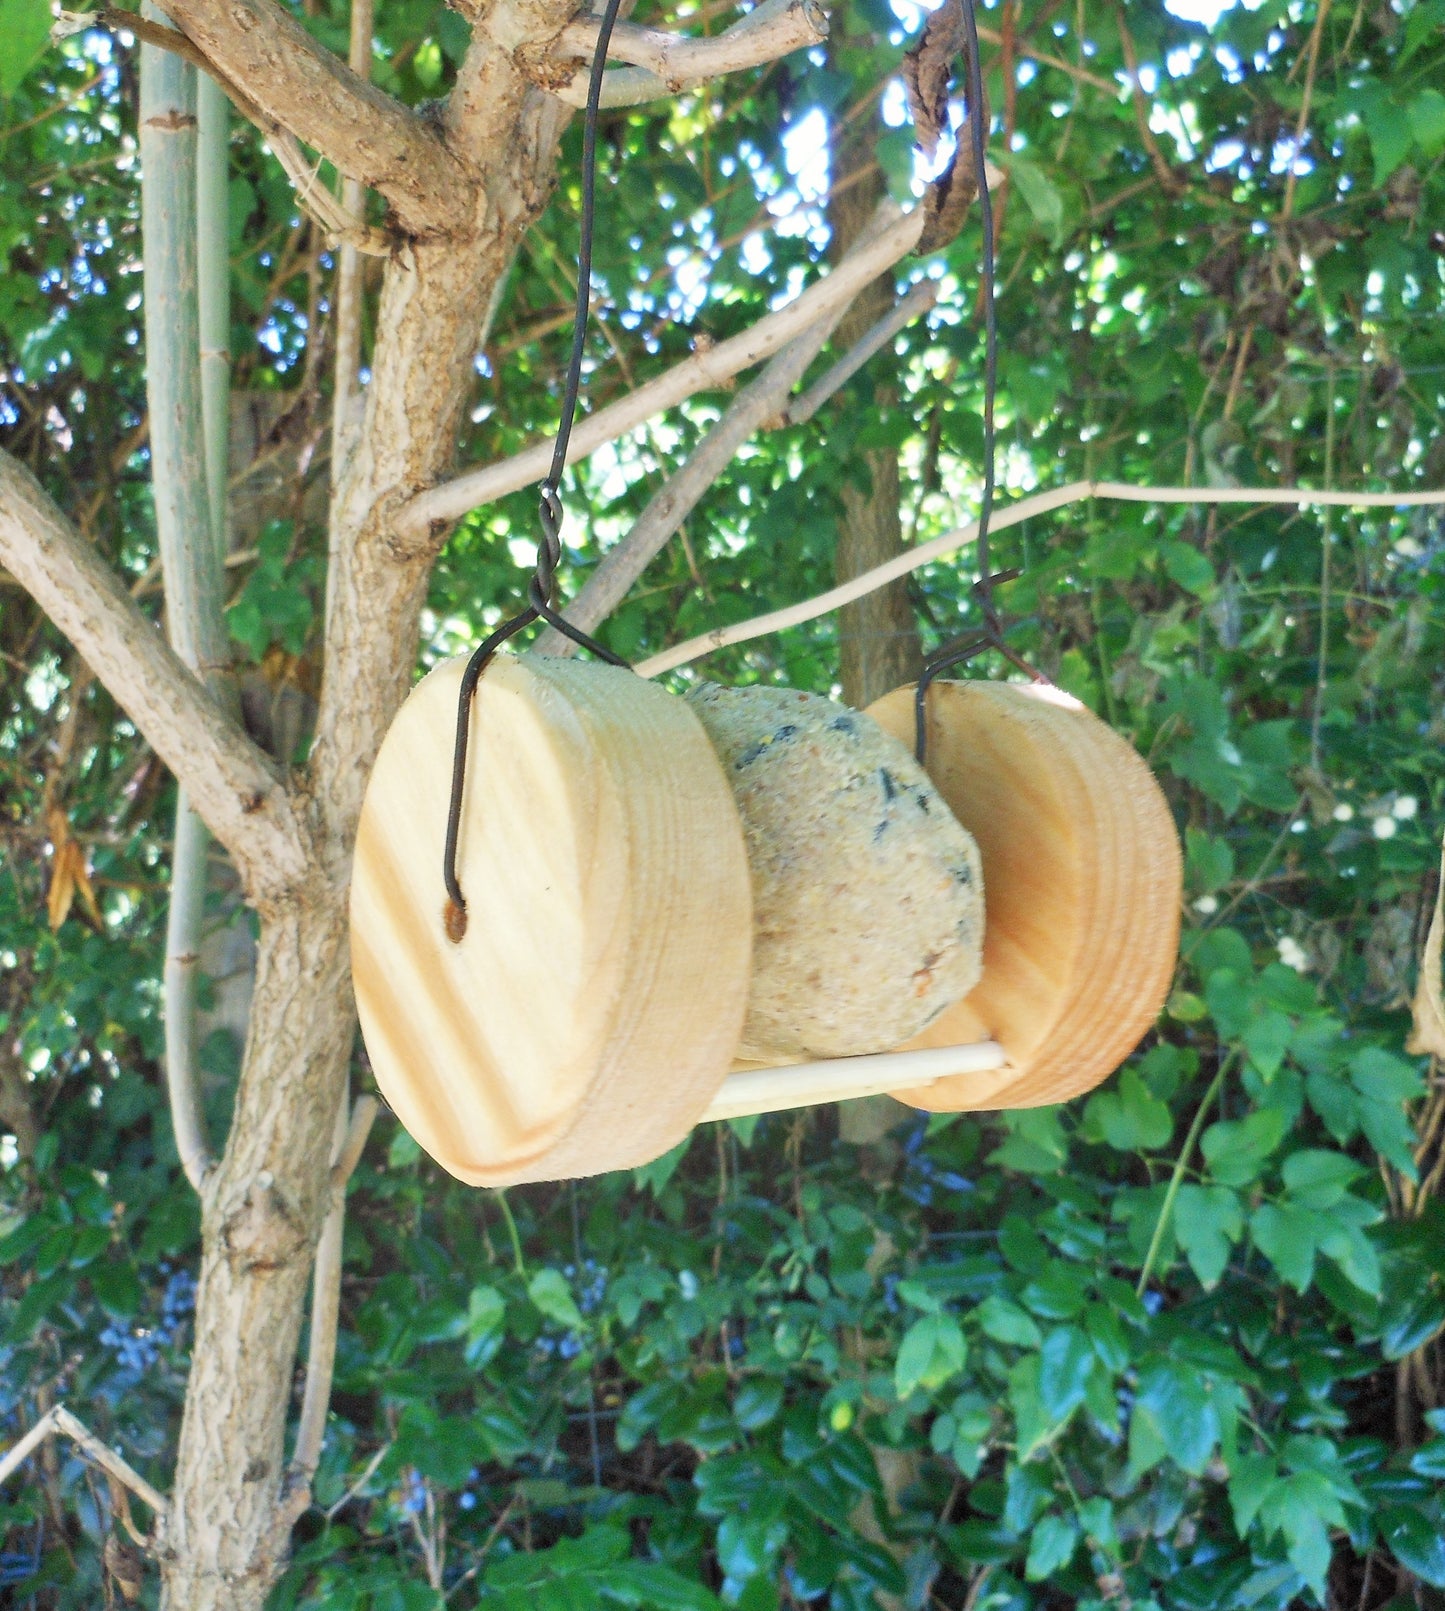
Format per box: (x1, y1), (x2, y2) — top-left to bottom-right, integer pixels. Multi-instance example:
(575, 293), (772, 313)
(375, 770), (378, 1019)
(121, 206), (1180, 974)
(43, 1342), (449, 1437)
(330, 0), (374, 480)
(142, 14), (229, 1190)
(198, 72), (230, 552)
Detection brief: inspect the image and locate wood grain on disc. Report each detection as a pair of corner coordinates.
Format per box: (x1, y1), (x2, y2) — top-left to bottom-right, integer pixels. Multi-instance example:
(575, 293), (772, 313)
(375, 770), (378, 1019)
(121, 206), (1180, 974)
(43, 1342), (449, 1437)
(866, 681), (1182, 1111)
(351, 655), (752, 1186)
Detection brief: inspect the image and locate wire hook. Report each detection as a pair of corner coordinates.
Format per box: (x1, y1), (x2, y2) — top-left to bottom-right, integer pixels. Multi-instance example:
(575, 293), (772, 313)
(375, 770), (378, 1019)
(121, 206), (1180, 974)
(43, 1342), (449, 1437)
(442, 0), (630, 937)
(913, 0), (1052, 767)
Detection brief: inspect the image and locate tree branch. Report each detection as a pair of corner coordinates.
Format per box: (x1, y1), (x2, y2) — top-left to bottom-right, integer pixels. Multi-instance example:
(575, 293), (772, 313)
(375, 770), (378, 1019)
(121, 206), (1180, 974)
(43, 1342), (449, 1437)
(398, 199), (926, 541)
(58, 10), (397, 250)
(151, 0), (473, 237)
(0, 1406), (168, 1518)
(0, 452), (311, 909)
(547, 0), (828, 108)
(284, 1094), (378, 1515)
(776, 277), (937, 427)
(636, 480), (1445, 677)
(535, 309), (843, 651)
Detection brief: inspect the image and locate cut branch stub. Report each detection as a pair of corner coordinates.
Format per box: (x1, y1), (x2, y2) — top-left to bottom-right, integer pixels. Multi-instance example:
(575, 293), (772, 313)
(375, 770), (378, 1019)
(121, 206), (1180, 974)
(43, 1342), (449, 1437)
(865, 680), (1183, 1111)
(350, 655), (752, 1186)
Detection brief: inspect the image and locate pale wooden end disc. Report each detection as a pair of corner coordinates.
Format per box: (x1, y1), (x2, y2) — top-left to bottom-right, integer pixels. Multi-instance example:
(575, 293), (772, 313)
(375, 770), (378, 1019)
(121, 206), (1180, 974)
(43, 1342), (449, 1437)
(865, 681), (1181, 1112)
(350, 655), (752, 1186)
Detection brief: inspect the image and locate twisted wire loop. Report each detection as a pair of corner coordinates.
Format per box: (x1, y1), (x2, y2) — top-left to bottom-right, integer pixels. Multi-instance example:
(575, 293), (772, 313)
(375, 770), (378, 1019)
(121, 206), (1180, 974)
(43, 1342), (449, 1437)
(442, 0), (629, 940)
(914, 0), (1051, 766)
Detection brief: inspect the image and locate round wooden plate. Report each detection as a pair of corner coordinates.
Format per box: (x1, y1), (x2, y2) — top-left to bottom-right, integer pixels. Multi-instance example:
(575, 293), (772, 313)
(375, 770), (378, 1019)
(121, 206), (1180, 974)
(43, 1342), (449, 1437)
(865, 680), (1181, 1111)
(350, 655), (753, 1186)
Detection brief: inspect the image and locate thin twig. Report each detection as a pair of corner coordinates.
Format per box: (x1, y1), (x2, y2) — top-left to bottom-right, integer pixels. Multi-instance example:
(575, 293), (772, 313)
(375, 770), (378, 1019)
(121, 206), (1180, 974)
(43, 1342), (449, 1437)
(269, 131), (390, 255)
(1135, 1057), (1234, 1296)
(777, 280), (938, 428)
(1114, 5), (1183, 196)
(331, 1093), (379, 1189)
(636, 479), (1445, 676)
(0, 1407), (168, 1518)
(1280, 0), (1331, 223)
(1309, 366), (1337, 773)
(323, 1440), (393, 1521)
(290, 1093), (378, 1487)
(974, 21), (1114, 92)
(443, 1496), (518, 1603)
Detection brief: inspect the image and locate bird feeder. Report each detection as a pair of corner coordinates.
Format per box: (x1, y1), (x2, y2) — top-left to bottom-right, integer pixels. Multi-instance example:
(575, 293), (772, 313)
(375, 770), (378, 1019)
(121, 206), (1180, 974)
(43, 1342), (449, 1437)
(348, 0), (1182, 1188)
(350, 656), (1181, 1187)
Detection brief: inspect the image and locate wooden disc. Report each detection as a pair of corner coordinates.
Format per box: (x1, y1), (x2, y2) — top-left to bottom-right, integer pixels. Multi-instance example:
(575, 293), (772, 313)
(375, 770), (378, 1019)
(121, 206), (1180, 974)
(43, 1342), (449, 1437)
(350, 655), (752, 1186)
(865, 681), (1181, 1111)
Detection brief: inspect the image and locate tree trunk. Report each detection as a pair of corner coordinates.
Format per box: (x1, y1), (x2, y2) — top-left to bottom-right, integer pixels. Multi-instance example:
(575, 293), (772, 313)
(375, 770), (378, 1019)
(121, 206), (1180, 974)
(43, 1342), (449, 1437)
(827, 85), (921, 711)
(827, 43), (922, 1149)
(160, 890), (352, 1607)
(157, 45), (574, 1610)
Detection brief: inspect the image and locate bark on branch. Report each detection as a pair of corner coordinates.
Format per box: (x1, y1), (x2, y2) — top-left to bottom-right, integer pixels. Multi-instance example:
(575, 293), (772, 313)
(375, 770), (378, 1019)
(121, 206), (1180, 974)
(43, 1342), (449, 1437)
(547, 0), (828, 108)
(154, 0), (473, 236)
(0, 452), (311, 909)
(398, 200), (926, 539)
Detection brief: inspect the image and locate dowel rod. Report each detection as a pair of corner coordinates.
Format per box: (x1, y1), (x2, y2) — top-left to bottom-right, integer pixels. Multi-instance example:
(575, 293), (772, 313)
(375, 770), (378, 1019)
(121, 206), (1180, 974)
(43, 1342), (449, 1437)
(701, 1041), (1010, 1124)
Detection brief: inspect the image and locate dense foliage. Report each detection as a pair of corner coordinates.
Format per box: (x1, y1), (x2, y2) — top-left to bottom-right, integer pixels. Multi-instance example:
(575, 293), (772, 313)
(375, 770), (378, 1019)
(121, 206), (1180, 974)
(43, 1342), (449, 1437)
(2, 0), (1444, 1605)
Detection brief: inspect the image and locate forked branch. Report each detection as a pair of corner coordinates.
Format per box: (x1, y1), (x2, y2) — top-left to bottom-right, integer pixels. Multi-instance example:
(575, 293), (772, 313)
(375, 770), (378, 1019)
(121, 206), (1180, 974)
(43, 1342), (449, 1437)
(0, 1406), (168, 1518)
(0, 452), (310, 908)
(549, 0), (828, 108)
(398, 200), (927, 540)
(534, 308), (844, 651)
(145, 0), (472, 236)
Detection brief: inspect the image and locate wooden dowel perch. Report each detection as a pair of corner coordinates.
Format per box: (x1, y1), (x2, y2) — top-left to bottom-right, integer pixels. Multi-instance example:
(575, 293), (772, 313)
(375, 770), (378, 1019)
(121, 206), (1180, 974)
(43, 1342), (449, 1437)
(702, 1040), (1009, 1124)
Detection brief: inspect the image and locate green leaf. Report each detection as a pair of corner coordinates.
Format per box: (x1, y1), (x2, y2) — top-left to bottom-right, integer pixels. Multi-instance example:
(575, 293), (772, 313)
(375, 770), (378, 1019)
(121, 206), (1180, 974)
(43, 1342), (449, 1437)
(1229, 1451), (1277, 1535)
(1007, 1354), (1051, 1462)
(1185, 828), (1234, 896)
(990, 1108), (1068, 1174)
(1241, 1010), (1292, 1079)
(1161, 540), (1215, 596)
(1362, 93), (1413, 185)
(631, 1135), (691, 1197)
(1024, 1513), (1079, 1581)
(1380, 1505), (1445, 1588)
(528, 1268), (585, 1331)
(1003, 153), (1065, 244)
(0, 0), (50, 96)
(733, 1378), (783, 1430)
(1174, 1183), (1244, 1289)
(1409, 88), (1445, 156)
(89, 1259), (143, 1317)
(1037, 1325), (1095, 1423)
(1084, 1067), (1173, 1151)
(975, 1294), (1042, 1349)
(465, 1284), (506, 1363)
(1202, 1107), (1287, 1187)
(726, 1113), (762, 1147)
(1317, 1220), (1381, 1298)
(1130, 1359), (1219, 1478)
(895, 1313), (967, 1398)
(1252, 1202), (1320, 1293)
(1409, 1439), (1445, 1479)
(1280, 1149), (1365, 1209)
